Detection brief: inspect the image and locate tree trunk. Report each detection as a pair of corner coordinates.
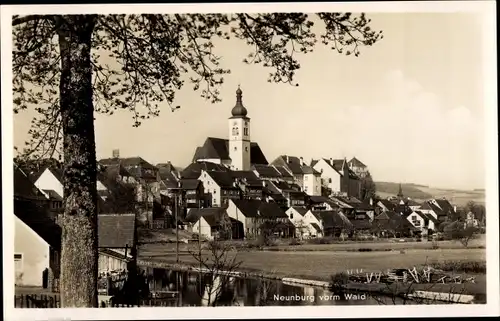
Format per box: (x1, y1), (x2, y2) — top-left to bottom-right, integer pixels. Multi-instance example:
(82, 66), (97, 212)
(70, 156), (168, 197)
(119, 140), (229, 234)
(57, 15), (98, 308)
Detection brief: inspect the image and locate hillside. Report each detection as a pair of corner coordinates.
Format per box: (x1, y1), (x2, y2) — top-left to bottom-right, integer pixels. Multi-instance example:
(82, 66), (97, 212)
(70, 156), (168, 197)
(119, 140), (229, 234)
(375, 182), (485, 206)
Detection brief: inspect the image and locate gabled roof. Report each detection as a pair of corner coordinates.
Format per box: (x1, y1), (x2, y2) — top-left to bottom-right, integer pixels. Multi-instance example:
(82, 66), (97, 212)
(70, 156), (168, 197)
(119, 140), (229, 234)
(14, 165), (46, 200)
(308, 195), (331, 204)
(156, 162), (178, 173)
(373, 210), (415, 231)
(271, 155), (304, 175)
(180, 178), (201, 190)
(291, 206), (308, 215)
(311, 210), (353, 229)
(192, 137), (269, 165)
(434, 199), (456, 214)
(99, 157), (156, 170)
(419, 201), (434, 210)
(185, 207), (227, 224)
(273, 166), (293, 178)
(310, 222), (322, 232)
(378, 199), (397, 211)
(252, 164), (282, 178)
(348, 157), (367, 168)
(181, 161), (230, 179)
(231, 199), (288, 218)
(230, 171), (262, 187)
(14, 199), (61, 250)
(98, 214), (136, 248)
(300, 165), (320, 175)
(42, 189), (63, 202)
(206, 171), (239, 189)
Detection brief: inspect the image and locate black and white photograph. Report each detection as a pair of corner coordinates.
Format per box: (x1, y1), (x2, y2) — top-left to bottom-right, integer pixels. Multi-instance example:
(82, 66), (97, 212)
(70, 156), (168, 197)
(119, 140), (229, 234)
(2, 1), (498, 320)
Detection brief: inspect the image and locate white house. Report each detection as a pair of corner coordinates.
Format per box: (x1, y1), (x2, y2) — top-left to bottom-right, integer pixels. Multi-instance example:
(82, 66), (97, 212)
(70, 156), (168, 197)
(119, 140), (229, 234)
(285, 206), (311, 238)
(348, 157), (368, 178)
(14, 199), (61, 288)
(311, 158), (344, 194)
(302, 166), (322, 196)
(406, 210), (439, 234)
(33, 165), (109, 203)
(185, 207), (235, 240)
(302, 210), (324, 238)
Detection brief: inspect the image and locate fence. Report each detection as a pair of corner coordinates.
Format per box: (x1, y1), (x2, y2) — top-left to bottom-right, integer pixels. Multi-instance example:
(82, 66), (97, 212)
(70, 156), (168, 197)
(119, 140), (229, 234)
(15, 294), (176, 308)
(15, 294), (61, 308)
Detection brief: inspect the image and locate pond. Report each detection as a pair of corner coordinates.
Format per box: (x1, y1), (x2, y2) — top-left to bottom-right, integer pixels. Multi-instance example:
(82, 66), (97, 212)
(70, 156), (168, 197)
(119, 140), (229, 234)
(140, 267), (408, 306)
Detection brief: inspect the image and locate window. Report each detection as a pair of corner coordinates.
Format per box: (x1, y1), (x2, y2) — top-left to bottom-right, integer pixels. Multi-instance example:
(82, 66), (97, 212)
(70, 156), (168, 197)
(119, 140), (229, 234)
(213, 189), (216, 194)
(232, 127), (239, 136)
(290, 213), (294, 219)
(245, 147), (248, 152)
(234, 147), (237, 151)
(304, 176), (308, 181)
(304, 186), (308, 192)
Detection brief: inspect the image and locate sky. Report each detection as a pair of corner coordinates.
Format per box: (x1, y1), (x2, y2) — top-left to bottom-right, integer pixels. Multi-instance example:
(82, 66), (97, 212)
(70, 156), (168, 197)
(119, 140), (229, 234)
(12, 12), (488, 190)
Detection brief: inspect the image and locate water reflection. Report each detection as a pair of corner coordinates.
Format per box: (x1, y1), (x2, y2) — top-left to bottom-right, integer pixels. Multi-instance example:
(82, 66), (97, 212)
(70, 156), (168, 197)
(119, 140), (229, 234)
(142, 267), (405, 306)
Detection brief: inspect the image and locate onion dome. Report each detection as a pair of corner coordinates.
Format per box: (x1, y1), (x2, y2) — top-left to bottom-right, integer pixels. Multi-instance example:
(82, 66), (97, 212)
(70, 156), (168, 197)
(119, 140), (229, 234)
(231, 85), (248, 117)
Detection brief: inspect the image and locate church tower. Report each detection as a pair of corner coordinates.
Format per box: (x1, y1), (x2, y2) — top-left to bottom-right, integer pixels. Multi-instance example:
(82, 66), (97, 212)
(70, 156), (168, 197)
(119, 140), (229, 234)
(228, 86), (251, 171)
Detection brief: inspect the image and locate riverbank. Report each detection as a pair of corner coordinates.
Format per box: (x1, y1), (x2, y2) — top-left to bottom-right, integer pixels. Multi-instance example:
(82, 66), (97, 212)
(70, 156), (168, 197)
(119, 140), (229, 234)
(137, 258), (486, 303)
(138, 247), (486, 302)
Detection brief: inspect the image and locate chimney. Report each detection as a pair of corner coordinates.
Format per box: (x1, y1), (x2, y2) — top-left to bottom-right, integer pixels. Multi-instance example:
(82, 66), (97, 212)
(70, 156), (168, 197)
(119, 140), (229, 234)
(299, 157), (304, 166)
(286, 155), (290, 164)
(329, 157), (333, 165)
(112, 149), (120, 159)
(453, 205), (457, 212)
(369, 198), (373, 206)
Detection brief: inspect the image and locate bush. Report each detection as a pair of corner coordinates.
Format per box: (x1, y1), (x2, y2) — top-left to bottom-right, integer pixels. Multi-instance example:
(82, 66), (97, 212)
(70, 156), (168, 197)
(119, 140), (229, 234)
(288, 238), (302, 246)
(358, 248), (373, 252)
(429, 261), (486, 274)
(329, 272), (350, 292)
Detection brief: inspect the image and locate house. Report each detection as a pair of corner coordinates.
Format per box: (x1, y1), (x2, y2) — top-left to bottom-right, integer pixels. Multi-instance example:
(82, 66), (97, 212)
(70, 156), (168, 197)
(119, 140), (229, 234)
(262, 185), (289, 210)
(418, 199), (456, 223)
(301, 165), (322, 196)
(181, 161), (230, 180)
(406, 210), (439, 234)
(252, 164), (284, 182)
(376, 199), (398, 212)
(198, 170), (241, 207)
(185, 207), (242, 240)
(306, 210), (353, 237)
(306, 195), (338, 211)
(14, 165), (61, 289)
(270, 155), (305, 188)
(302, 210), (324, 238)
(14, 199), (61, 288)
(285, 206), (319, 239)
(465, 211), (479, 228)
(191, 87), (269, 171)
(230, 170), (264, 200)
(98, 214), (137, 274)
(226, 199), (294, 239)
(371, 210), (416, 237)
(311, 158), (362, 199)
(180, 178), (205, 209)
(266, 181), (307, 208)
(348, 157), (368, 178)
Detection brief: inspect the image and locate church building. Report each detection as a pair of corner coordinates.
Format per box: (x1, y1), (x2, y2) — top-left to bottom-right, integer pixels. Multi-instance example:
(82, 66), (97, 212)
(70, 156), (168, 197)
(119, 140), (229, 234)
(191, 87), (269, 170)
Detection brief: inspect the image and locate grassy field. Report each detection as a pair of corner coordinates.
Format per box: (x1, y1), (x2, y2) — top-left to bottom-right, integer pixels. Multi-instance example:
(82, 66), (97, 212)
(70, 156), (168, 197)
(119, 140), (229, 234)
(139, 245), (485, 279)
(138, 234), (486, 253)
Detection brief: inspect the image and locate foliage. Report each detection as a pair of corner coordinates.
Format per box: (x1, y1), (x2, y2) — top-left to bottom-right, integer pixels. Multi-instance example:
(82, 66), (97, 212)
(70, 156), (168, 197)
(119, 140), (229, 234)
(443, 221), (479, 247)
(360, 171), (377, 201)
(427, 261), (486, 274)
(464, 201), (486, 225)
(13, 13), (383, 161)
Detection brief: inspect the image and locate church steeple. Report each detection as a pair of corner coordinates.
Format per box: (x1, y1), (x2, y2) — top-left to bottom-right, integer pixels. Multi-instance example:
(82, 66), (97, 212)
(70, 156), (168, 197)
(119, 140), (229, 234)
(397, 183), (404, 198)
(231, 85), (248, 117)
(228, 86), (251, 171)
